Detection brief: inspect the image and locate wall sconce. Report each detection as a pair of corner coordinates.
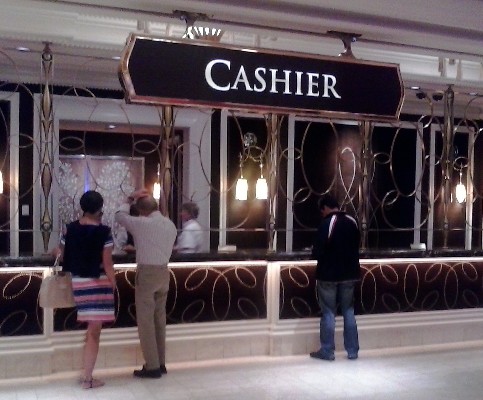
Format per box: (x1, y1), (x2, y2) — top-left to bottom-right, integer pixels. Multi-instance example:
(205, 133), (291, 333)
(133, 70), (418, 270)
(235, 132), (268, 201)
(235, 175), (248, 200)
(455, 171), (466, 203)
(178, 10), (224, 42)
(153, 163), (161, 200)
(184, 26), (223, 41)
(255, 163), (268, 200)
(235, 154), (248, 200)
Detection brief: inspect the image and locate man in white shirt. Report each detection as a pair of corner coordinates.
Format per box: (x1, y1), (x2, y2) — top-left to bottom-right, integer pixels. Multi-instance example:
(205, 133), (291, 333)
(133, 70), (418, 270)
(175, 202), (203, 253)
(115, 189), (177, 378)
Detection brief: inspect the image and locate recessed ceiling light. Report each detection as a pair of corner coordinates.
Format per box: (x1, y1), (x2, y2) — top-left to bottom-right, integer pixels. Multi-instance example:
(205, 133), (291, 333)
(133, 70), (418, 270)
(107, 124), (117, 129)
(15, 46), (31, 52)
(409, 86), (420, 90)
(111, 56), (121, 60)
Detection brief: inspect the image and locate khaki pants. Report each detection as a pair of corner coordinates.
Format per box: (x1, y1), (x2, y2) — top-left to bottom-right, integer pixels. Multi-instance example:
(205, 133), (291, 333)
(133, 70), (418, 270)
(135, 264), (169, 370)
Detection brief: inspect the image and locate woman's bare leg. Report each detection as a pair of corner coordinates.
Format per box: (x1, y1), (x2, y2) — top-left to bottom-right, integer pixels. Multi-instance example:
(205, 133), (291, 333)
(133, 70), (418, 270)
(82, 321), (104, 388)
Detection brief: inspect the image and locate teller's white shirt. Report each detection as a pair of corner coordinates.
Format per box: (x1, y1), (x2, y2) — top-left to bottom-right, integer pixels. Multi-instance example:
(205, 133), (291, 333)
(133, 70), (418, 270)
(176, 219), (203, 253)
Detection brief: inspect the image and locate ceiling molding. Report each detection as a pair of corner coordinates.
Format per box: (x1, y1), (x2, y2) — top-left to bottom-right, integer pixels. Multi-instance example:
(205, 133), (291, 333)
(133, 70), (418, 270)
(0, 0), (480, 117)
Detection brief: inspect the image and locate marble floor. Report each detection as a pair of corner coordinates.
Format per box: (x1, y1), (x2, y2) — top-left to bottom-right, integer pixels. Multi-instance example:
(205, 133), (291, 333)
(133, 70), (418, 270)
(1, 345), (483, 400)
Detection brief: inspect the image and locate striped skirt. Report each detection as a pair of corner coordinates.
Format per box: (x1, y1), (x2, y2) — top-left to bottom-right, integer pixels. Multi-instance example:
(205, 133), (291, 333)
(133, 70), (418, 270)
(72, 275), (115, 323)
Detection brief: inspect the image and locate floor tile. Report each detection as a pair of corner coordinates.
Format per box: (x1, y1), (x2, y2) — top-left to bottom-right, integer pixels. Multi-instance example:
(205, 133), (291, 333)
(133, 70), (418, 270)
(1, 346), (483, 399)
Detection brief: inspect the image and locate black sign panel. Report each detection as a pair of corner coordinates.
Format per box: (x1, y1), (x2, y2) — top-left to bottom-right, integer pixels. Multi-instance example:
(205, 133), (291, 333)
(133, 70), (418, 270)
(120, 34), (403, 120)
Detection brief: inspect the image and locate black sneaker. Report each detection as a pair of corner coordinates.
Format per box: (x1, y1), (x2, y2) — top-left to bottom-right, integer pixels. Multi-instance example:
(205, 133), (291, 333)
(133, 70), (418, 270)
(348, 354), (358, 360)
(133, 366), (162, 378)
(310, 351), (335, 361)
(160, 365), (168, 374)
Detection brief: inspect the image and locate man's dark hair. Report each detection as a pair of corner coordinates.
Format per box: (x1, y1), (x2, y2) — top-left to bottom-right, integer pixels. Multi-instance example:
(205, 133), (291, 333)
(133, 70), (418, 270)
(182, 202), (199, 219)
(79, 190), (103, 214)
(318, 194), (339, 210)
(129, 204), (140, 216)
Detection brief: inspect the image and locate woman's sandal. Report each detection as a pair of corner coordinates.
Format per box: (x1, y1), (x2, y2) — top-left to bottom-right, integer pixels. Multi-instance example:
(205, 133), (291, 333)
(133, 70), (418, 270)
(81, 378), (105, 389)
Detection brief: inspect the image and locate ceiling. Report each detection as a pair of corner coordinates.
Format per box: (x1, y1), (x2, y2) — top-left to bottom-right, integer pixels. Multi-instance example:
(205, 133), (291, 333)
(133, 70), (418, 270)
(0, 0), (482, 114)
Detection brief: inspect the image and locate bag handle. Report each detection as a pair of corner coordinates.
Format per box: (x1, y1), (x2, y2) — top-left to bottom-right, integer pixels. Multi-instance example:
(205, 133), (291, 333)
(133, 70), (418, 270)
(51, 253), (63, 276)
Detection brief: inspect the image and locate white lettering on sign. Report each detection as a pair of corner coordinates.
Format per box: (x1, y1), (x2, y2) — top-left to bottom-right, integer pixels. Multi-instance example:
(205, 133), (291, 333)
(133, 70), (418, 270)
(270, 69), (292, 94)
(205, 59), (231, 91)
(306, 72), (319, 97)
(253, 67), (267, 92)
(204, 59), (341, 99)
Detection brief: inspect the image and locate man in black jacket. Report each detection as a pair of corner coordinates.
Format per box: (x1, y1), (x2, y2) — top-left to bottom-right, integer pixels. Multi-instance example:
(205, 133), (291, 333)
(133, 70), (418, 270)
(310, 194), (360, 361)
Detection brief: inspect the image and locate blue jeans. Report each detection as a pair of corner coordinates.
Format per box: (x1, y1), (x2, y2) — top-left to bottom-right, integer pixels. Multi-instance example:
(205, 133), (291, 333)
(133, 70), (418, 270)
(316, 281), (359, 357)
